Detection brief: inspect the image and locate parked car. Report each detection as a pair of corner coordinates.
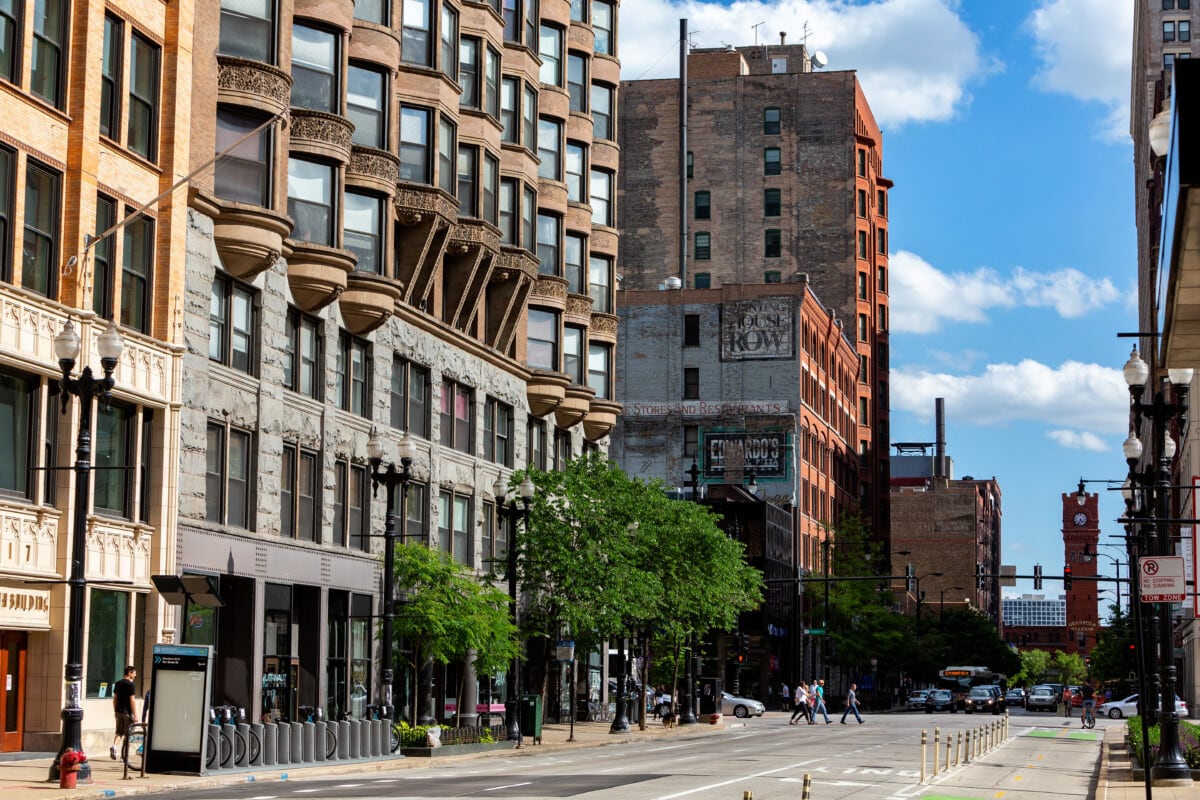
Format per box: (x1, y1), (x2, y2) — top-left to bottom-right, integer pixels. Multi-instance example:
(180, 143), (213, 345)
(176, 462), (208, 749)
(721, 691), (765, 718)
(1097, 693), (1190, 719)
(965, 686), (1006, 714)
(924, 689), (956, 713)
(907, 690), (930, 709)
(1004, 687), (1027, 707)
(1026, 685), (1060, 712)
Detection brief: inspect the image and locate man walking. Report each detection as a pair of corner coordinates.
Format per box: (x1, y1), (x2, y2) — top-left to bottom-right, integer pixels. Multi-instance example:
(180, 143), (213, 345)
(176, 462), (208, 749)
(780, 682), (790, 712)
(111, 665), (138, 760)
(810, 679), (831, 724)
(789, 683), (810, 724)
(841, 683), (864, 724)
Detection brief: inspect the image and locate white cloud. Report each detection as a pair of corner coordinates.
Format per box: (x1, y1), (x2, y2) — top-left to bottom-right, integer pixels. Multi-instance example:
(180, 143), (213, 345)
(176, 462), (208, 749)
(891, 359), (1128, 434)
(619, 0), (991, 128)
(1026, 0), (1133, 140)
(889, 250), (1121, 334)
(1046, 429), (1109, 451)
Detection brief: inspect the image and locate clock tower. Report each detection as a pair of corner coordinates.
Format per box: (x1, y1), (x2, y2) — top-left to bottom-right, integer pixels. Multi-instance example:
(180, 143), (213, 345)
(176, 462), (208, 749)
(1063, 488), (1101, 656)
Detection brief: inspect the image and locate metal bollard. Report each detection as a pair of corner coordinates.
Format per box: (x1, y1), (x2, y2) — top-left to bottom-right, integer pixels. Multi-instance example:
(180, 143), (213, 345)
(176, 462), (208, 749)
(277, 722), (291, 765)
(920, 730), (927, 783)
(291, 722), (303, 763)
(250, 723), (265, 767)
(933, 727), (940, 776)
(264, 723), (278, 766)
(802, 774), (812, 799)
(348, 718), (361, 759)
(221, 723), (236, 770)
(371, 719), (382, 756)
(338, 720), (350, 760)
(313, 721), (326, 762)
(302, 721), (315, 762)
(236, 723), (251, 768)
(358, 718), (370, 757)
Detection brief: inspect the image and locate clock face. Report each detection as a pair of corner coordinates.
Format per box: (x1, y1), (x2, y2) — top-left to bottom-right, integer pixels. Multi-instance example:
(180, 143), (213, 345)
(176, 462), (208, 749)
(1073, 512), (1088, 526)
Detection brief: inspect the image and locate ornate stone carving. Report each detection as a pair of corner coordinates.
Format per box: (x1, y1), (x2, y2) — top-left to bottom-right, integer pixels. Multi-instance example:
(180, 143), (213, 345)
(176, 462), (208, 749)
(349, 147), (399, 185)
(289, 110), (354, 151)
(217, 57), (292, 108)
(590, 313), (618, 337)
(529, 277), (568, 302)
(395, 184), (458, 221)
(567, 295), (594, 316)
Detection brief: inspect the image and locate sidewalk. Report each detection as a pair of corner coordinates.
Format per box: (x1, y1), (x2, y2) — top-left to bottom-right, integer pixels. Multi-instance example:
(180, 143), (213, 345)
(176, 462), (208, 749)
(0, 717), (729, 800)
(1096, 722), (1200, 799)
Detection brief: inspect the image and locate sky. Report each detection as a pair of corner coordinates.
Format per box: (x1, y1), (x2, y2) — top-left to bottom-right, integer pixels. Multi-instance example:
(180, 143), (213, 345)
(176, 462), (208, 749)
(618, 0), (1139, 602)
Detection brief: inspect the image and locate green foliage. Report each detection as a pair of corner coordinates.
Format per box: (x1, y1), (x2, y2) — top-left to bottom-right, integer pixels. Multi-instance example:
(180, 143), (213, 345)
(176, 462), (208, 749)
(1127, 717), (1200, 768)
(1049, 650), (1087, 685)
(389, 542), (519, 677)
(1011, 648), (1051, 687)
(1089, 604), (1138, 684)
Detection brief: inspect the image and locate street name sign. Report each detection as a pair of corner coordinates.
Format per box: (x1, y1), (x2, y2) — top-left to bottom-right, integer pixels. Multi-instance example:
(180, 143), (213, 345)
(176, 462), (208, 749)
(1139, 556), (1186, 602)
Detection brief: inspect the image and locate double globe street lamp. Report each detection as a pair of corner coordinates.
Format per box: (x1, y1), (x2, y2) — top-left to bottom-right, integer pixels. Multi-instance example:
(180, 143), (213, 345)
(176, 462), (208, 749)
(49, 318), (125, 783)
(492, 475), (535, 747)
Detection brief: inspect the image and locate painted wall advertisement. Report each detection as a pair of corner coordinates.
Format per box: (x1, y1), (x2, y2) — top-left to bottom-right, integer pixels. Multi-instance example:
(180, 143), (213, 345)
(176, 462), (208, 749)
(720, 298), (795, 361)
(703, 431), (790, 480)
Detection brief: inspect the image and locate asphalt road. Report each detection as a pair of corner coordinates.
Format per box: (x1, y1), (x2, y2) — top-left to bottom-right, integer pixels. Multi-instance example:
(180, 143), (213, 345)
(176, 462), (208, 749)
(152, 708), (1117, 800)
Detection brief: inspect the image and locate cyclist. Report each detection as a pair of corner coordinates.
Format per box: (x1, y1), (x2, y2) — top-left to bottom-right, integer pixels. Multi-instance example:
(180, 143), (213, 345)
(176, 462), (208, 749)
(1080, 680), (1096, 728)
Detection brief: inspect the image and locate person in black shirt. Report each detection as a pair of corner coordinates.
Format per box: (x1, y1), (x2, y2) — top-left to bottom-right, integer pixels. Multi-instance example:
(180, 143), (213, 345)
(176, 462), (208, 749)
(110, 666), (138, 760)
(1080, 680), (1096, 726)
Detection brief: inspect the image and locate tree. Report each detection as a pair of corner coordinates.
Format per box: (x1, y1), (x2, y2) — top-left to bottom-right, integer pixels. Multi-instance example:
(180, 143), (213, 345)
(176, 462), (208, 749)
(1089, 604), (1138, 685)
(1049, 650), (1087, 686)
(1011, 648), (1051, 687)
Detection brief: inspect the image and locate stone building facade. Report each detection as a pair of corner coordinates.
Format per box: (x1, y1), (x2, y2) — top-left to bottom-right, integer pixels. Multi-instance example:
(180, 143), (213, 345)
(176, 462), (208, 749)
(616, 42), (890, 546)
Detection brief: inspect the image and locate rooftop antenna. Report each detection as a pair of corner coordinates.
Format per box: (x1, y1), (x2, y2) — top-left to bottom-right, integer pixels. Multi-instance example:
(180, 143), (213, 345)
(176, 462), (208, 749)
(687, 29), (701, 49)
(752, 20), (766, 45)
(800, 21), (812, 47)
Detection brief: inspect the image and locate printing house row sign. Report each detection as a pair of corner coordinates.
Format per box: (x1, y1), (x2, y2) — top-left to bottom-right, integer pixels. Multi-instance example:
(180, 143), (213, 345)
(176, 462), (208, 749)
(721, 298), (796, 361)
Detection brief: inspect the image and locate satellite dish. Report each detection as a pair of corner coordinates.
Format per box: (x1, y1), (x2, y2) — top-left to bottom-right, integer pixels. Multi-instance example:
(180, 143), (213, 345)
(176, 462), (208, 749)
(811, 50), (828, 68)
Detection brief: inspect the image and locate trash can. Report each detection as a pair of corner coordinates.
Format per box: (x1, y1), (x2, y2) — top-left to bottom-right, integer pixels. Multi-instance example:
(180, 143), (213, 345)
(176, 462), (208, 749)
(520, 694), (543, 743)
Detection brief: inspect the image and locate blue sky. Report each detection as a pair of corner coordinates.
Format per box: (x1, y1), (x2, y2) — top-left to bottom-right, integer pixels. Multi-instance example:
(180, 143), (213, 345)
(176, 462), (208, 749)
(619, 0), (1138, 599)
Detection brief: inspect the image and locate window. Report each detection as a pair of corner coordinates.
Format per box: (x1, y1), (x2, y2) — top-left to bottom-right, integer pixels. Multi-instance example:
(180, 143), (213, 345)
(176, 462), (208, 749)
(117, 217), (153, 330)
(439, 379), (473, 452)
(590, 169), (612, 226)
(1165, 20), (1177, 42)
(694, 232), (710, 261)
(523, 185), (536, 250)
(857, 271), (867, 300)
(399, 106), (432, 183)
(348, 65), (386, 149)
(31, 0), (67, 107)
(345, 191), (383, 273)
(355, 0), (387, 24)
(440, 3), (458, 80)
(458, 144), (478, 217)
(101, 17), (122, 139)
(554, 428), (571, 471)
(567, 52), (587, 111)
(459, 36), (479, 107)
(537, 117), (562, 180)
(1181, 21), (1192, 42)
(877, 189), (887, 217)
(292, 24), (338, 112)
(565, 142), (586, 202)
(0, 0), (17, 82)
(686, 151), (693, 178)
(22, 160), (60, 298)
(857, 229), (867, 258)
(694, 191), (710, 219)
(485, 46), (500, 118)
(527, 308), (559, 370)
(390, 357), (431, 437)
(93, 196), (115, 318)
(565, 233), (584, 293)
(593, 0), (613, 55)
(483, 397), (513, 465)
(539, 24), (562, 86)
(878, 228), (887, 255)
(683, 314), (699, 346)
(498, 178), (517, 244)
(0, 369), (37, 500)
(764, 148), (781, 176)
(527, 418), (547, 470)
(856, 148), (866, 177)
(858, 313), (868, 342)
(215, 107), (272, 207)
(209, 273), (256, 373)
(765, 229), (781, 258)
(683, 425), (699, 460)
(570, 0), (586, 21)
(287, 157), (335, 245)
(502, 0), (517, 41)
(683, 367), (699, 400)
(438, 491), (472, 565)
(764, 188), (780, 217)
(219, 0), (276, 62)
(333, 461), (369, 550)
(588, 343), (610, 399)
(523, 84), (538, 151)
(591, 83), (613, 140)
(878, 303), (887, 331)
(206, 421), (253, 529)
(402, 0), (432, 66)
(281, 443), (320, 542)
(763, 107), (781, 135)
(1165, 52), (1177, 70)
(284, 308), (321, 398)
(563, 325), (584, 384)
(93, 403), (139, 518)
(764, 270), (781, 283)
(523, 0), (537, 48)
(85, 589), (130, 697)
(589, 254), (611, 313)
(397, 480), (428, 541)
(438, 117), (456, 195)
(877, 266), (887, 293)
(500, 77), (518, 142)
(857, 188), (867, 217)
(336, 333), (371, 416)
(536, 213), (560, 275)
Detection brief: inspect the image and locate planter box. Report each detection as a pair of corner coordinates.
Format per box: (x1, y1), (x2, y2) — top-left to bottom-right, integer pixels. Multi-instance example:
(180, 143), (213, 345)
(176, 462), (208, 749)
(400, 741), (513, 758)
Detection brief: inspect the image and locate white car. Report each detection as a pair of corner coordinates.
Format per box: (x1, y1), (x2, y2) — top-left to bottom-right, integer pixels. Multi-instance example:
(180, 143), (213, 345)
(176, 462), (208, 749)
(907, 690), (930, 709)
(721, 691), (765, 718)
(1097, 693), (1189, 719)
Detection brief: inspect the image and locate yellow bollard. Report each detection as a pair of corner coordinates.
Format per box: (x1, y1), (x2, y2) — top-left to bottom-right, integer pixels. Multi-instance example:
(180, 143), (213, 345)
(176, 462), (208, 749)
(955, 730), (962, 766)
(964, 729), (971, 763)
(920, 730), (927, 783)
(945, 736), (951, 771)
(933, 727), (940, 777)
(743, 793), (752, 800)
(802, 773), (812, 799)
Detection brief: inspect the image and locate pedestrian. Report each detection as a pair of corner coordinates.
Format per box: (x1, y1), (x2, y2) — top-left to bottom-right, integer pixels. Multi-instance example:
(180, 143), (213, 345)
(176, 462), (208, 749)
(790, 683), (810, 724)
(110, 665), (138, 760)
(780, 682), (790, 712)
(841, 683), (864, 724)
(810, 679), (831, 724)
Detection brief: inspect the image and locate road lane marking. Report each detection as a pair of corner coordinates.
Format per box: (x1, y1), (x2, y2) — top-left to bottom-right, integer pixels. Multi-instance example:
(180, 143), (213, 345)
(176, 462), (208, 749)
(483, 782), (532, 791)
(652, 758), (823, 800)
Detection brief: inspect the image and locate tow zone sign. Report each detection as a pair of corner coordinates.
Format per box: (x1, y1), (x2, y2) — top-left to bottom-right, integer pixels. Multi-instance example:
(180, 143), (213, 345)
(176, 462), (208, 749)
(1140, 556), (1187, 603)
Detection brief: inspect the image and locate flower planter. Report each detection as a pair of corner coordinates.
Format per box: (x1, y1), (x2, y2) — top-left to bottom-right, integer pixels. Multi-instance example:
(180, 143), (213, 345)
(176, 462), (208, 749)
(399, 741), (513, 758)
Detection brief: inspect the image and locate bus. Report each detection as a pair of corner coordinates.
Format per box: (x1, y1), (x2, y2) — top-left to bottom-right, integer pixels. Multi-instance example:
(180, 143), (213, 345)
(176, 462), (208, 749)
(937, 666), (1007, 710)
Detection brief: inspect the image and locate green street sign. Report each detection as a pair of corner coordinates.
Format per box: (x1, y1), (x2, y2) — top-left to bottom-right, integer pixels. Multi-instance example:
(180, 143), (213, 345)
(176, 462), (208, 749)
(803, 628), (825, 635)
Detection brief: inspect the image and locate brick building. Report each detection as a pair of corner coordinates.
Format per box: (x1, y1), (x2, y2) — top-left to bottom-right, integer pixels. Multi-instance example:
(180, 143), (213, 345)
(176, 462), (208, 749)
(616, 41), (891, 544)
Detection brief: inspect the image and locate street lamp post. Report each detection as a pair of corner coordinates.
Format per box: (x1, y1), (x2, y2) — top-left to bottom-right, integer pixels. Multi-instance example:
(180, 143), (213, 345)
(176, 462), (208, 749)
(675, 461), (703, 726)
(493, 475), (535, 747)
(367, 430), (417, 727)
(938, 586), (965, 622)
(1123, 346), (1193, 784)
(49, 318), (125, 783)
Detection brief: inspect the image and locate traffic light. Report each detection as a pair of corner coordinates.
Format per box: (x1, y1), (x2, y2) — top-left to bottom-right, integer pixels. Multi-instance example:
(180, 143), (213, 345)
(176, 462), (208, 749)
(1033, 564), (1043, 590)
(906, 564), (916, 594)
(976, 564), (985, 589)
(1064, 563), (1073, 589)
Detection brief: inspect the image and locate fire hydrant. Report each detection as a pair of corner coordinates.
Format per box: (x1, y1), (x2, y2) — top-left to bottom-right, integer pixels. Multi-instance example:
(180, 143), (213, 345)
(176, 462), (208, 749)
(58, 749), (87, 789)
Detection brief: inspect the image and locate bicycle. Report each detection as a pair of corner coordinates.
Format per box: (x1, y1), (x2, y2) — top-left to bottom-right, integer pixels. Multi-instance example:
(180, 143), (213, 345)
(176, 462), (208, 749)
(1082, 703), (1096, 729)
(121, 722), (146, 778)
